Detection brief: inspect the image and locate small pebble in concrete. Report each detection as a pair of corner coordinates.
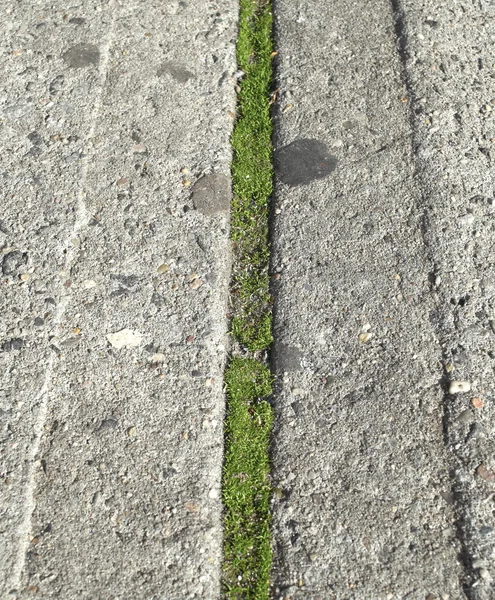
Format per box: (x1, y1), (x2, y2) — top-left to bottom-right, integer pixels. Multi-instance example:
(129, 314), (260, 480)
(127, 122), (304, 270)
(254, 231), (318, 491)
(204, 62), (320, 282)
(472, 397), (484, 409)
(359, 332), (372, 343)
(106, 329), (143, 349)
(189, 278), (203, 290)
(449, 380), (471, 394)
(477, 464), (495, 483)
(151, 353), (165, 363)
(97, 418), (118, 433)
(157, 264), (169, 274)
(457, 410), (473, 424)
(2, 338), (24, 351)
(132, 143), (147, 154)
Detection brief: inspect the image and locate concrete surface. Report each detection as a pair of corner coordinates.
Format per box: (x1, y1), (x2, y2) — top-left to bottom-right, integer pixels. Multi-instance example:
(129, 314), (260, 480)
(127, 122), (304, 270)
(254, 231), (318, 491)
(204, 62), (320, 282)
(396, 2), (495, 598)
(2, 0), (495, 598)
(0, 0), (237, 597)
(271, 0), (494, 598)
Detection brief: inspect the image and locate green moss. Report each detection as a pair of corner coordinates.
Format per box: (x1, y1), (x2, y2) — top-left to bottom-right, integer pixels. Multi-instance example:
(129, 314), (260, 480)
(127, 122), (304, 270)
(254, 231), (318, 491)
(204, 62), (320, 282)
(221, 0), (275, 596)
(231, 313), (273, 353)
(230, 0), (274, 352)
(222, 358), (274, 599)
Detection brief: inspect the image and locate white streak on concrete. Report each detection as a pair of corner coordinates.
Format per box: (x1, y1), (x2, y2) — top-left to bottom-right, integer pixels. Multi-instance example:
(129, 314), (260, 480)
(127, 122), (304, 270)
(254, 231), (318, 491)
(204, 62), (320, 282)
(9, 2), (119, 591)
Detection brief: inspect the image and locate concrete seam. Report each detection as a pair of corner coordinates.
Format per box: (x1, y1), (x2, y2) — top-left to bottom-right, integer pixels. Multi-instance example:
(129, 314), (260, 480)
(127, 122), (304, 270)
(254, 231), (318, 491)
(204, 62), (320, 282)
(221, 0), (276, 595)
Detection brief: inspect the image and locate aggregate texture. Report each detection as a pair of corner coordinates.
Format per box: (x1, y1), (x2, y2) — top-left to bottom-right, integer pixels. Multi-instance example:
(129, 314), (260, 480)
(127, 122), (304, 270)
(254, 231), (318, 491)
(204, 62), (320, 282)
(0, 0), (237, 597)
(2, 0), (495, 598)
(269, 0), (494, 597)
(396, 1), (495, 596)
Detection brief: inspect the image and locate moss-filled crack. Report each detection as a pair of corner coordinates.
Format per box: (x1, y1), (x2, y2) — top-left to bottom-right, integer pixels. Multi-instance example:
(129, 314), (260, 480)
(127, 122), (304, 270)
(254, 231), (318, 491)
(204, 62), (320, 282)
(221, 0), (275, 597)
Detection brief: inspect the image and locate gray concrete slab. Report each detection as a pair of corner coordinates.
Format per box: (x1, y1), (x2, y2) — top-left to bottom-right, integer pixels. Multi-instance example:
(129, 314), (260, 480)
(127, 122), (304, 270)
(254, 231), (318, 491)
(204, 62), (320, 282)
(396, 2), (495, 597)
(270, 0), (476, 597)
(0, 0), (237, 597)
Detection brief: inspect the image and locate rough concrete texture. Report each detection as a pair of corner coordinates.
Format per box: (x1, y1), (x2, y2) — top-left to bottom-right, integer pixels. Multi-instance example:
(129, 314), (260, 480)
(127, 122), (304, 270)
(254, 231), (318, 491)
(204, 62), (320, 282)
(396, 2), (495, 598)
(0, 0), (237, 598)
(271, 0), (494, 597)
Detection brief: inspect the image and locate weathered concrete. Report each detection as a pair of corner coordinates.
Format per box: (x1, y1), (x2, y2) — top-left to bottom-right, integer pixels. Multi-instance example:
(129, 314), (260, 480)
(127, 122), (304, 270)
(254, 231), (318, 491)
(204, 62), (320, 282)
(0, 0), (237, 597)
(270, 0), (492, 597)
(397, 2), (495, 597)
(2, 0), (495, 597)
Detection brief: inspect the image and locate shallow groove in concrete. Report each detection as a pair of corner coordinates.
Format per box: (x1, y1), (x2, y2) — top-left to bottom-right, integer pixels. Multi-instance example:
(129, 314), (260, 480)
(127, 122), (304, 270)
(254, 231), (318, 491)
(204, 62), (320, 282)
(389, 0), (475, 592)
(390, 1), (495, 597)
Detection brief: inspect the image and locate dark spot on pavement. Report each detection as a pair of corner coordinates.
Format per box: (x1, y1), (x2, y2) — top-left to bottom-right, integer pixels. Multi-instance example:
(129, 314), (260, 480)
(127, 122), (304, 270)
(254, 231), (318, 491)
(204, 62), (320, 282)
(49, 75), (65, 95)
(151, 292), (165, 307)
(28, 146), (43, 157)
(59, 337), (80, 348)
(274, 138), (338, 187)
(0, 221), (11, 235)
(2, 251), (27, 275)
(157, 61), (194, 83)
(191, 174), (231, 216)
(163, 467), (178, 478)
(62, 43), (100, 68)
(96, 417), (118, 434)
(50, 344), (61, 356)
(273, 343), (304, 372)
(2, 338), (24, 352)
(28, 132), (43, 145)
(290, 401), (302, 416)
(287, 519), (300, 546)
(69, 17), (86, 25)
(110, 274), (140, 288)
